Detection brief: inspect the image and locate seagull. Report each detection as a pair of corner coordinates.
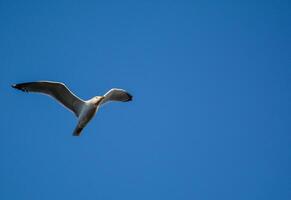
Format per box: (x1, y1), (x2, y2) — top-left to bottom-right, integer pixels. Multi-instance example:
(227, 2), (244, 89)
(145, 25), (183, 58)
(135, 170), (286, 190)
(12, 81), (133, 136)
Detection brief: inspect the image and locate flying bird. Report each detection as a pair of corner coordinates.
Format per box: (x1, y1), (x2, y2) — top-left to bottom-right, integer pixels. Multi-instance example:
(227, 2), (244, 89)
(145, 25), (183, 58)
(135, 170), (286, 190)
(12, 81), (133, 136)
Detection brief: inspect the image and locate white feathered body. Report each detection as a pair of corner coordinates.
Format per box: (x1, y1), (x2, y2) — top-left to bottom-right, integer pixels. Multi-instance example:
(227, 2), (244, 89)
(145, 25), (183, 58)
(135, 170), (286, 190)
(73, 96), (103, 136)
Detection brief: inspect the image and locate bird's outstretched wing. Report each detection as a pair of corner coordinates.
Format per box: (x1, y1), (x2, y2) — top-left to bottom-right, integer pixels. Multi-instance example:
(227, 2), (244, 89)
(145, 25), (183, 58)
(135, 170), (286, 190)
(100, 88), (133, 105)
(12, 81), (85, 117)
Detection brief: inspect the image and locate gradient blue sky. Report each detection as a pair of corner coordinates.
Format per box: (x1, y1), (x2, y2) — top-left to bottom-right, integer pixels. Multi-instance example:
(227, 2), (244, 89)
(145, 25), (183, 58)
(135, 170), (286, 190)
(1, 1), (290, 200)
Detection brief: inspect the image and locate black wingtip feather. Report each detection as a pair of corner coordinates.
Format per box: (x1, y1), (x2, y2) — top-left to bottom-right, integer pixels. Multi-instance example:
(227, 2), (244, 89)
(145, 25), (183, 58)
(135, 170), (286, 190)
(127, 93), (133, 101)
(11, 83), (25, 92)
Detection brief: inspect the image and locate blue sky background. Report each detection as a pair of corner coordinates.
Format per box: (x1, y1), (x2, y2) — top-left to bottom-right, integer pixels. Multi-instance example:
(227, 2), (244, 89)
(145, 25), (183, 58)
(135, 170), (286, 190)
(0, 1), (290, 199)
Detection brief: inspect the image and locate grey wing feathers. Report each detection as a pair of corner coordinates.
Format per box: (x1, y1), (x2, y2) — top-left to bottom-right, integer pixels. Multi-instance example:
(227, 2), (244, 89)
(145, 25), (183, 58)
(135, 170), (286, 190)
(100, 88), (133, 105)
(12, 81), (84, 116)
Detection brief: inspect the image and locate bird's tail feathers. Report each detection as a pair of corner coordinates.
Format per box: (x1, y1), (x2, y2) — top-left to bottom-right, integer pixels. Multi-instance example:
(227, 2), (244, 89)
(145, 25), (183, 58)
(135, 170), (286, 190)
(73, 125), (84, 136)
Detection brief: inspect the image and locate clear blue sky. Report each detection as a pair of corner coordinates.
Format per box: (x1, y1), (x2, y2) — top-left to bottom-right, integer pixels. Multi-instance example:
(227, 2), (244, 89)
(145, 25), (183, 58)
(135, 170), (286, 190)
(1, 1), (290, 199)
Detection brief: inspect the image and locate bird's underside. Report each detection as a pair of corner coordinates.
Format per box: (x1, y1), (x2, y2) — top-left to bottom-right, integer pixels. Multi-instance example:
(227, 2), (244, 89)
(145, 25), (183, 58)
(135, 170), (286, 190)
(12, 81), (133, 136)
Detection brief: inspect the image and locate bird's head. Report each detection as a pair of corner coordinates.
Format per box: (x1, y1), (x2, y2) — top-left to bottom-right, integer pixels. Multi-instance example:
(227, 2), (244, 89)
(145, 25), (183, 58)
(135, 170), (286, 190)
(92, 96), (105, 106)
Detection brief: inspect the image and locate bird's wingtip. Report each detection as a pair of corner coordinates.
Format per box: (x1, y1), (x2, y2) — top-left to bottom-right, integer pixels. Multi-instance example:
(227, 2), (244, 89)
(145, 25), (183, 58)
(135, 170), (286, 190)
(11, 83), (25, 92)
(128, 93), (133, 101)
